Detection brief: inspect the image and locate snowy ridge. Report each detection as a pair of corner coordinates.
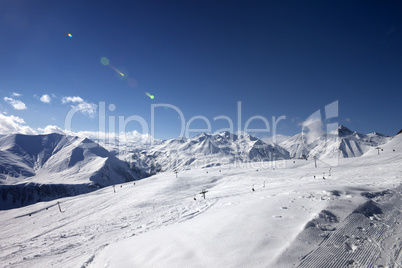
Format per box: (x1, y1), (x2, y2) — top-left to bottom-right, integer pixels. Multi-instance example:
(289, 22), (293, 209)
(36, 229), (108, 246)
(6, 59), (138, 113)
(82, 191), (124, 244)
(0, 133), (139, 209)
(280, 125), (391, 160)
(124, 132), (290, 175)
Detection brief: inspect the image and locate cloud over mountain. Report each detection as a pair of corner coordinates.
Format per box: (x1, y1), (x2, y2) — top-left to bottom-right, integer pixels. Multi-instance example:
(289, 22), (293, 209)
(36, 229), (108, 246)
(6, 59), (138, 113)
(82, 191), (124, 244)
(0, 114), (36, 135)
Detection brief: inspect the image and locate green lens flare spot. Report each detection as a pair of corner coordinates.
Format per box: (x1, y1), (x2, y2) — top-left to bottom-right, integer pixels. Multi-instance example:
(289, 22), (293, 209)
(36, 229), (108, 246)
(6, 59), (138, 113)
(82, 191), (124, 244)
(101, 57), (110, 66)
(145, 92), (155, 99)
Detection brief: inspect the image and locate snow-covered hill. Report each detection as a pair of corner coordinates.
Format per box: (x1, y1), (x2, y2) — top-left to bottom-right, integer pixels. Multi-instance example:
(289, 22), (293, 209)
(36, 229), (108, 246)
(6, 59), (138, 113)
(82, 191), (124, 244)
(0, 132), (400, 267)
(125, 132), (290, 175)
(364, 128), (402, 156)
(280, 125), (391, 160)
(0, 133), (139, 209)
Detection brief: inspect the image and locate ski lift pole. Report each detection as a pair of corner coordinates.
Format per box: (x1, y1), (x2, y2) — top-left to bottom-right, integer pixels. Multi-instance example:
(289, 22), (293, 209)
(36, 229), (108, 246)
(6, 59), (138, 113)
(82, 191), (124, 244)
(200, 189), (208, 199)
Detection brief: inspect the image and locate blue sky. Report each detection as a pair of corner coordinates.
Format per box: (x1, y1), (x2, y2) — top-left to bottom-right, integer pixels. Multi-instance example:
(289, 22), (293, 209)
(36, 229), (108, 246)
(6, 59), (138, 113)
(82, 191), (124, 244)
(0, 0), (401, 140)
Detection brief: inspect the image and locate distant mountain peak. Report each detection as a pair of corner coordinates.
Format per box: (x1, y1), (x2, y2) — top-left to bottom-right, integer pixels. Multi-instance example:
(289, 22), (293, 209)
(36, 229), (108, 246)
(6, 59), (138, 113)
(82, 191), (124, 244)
(81, 137), (95, 144)
(220, 131), (232, 137)
(367, 131), (388, 137)
(337, 125), (354, 136)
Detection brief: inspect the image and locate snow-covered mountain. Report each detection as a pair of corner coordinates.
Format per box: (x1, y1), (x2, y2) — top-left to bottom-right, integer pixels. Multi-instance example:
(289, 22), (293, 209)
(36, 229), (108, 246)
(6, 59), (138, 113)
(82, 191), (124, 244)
(0, 133), (139, 209)
(0, 127), (394, 208)
(280, 125), (392, 160)
(1, 132), (401, 267)
(125, 132), (290, 175)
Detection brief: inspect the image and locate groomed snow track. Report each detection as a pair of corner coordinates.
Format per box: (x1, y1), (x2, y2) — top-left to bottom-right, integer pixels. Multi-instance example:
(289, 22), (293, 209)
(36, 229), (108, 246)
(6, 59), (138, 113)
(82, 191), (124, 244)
(299, 187), (402, 268)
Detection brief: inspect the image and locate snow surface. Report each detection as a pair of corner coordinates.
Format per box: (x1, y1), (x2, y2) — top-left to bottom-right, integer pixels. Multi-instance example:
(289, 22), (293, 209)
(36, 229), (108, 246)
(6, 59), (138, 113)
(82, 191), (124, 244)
(0, 134), (401, 267)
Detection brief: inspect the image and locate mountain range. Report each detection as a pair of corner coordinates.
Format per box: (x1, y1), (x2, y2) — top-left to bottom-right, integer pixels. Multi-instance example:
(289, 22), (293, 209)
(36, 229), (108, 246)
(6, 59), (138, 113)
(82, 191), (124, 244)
(123, 131), (290, 176)
(280, 125), (391, 159)
(0, 126), (395, 209)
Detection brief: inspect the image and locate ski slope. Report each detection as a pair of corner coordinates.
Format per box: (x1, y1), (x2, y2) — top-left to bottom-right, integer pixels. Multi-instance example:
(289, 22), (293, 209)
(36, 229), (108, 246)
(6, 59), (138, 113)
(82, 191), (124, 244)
(0, 135), (401, 267)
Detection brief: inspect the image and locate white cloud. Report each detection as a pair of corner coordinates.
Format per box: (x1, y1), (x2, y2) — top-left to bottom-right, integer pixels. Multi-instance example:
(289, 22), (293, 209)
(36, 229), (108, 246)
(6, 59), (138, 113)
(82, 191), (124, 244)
(12, 92), (22, 97)
(4, 97), (27, 110)
(119, 130), (155, 144)
(9, 115), (25, 124)
(40, 94), (51, 103)
(300, 113), (325, 144)
(74, 102), (97, 118)
(37, 125), (65, 135)
(62, 96), (84, 104)
(0, 114), (37, 135)
(62, 96), (97, 118)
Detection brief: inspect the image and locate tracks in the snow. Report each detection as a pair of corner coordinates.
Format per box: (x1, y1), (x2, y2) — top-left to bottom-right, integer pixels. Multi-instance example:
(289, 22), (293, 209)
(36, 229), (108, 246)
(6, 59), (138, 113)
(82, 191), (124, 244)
(298, 187), (402, 268)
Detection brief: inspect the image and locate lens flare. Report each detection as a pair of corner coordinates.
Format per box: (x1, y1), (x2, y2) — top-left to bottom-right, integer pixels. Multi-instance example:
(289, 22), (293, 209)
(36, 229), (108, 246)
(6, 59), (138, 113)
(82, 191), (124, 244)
(100, 57), (110, 66)
(68, 33), (72, 38)
(145, 92), (155, 99)
(128, 78), (138, 88)
(110, 65), (124, 76)
(100, 57), (126, 78)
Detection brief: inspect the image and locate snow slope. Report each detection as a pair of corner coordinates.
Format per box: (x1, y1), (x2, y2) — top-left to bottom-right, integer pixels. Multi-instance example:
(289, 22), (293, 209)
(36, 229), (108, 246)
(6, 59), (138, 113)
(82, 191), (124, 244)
(364, 130), (402, 156)
(0, 134), (400, 267)
(0, 134), (139, 209)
